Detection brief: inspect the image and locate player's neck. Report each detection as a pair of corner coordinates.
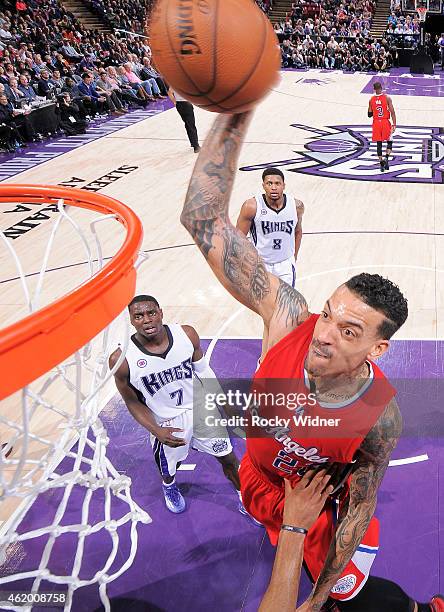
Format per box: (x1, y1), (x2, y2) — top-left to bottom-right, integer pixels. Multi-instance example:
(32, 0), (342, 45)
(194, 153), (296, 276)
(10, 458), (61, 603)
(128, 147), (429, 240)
(308, 362), (370, 401)
(135, 325), (168, 350)
(265, 194), (284, 210)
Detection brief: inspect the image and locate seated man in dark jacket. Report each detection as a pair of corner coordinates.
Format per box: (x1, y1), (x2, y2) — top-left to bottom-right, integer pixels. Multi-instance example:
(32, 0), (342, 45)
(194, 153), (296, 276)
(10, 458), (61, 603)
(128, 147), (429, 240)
(77, 72), (110, 116)
(0, 92), (29, 149)
(55, 93), (87, 136)
(37, 69), (57, 99)
(140, 57), (168, 96)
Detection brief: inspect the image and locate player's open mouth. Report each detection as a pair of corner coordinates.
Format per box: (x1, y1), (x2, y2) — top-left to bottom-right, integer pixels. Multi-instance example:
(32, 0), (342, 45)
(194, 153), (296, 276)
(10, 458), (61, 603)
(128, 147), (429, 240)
(144, 327), (156, 333)
(312, 346), (329, 359)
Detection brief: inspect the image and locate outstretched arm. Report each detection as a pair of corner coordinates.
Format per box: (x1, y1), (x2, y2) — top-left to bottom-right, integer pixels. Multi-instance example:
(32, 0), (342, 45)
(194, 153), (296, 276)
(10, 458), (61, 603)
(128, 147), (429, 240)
(181, 112), (309, 337)
(298, 398), (402, 611)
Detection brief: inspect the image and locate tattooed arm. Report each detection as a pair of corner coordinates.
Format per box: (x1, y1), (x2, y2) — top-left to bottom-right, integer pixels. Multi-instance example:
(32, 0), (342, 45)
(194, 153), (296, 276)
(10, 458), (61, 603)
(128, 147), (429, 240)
(299, 398), (402, 611)
(181, 112), (309, 341)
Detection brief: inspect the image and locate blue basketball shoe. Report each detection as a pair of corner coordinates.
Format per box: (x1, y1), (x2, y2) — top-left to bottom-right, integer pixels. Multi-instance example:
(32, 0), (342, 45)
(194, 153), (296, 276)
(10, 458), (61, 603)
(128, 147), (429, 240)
(162, 482), (186, 513)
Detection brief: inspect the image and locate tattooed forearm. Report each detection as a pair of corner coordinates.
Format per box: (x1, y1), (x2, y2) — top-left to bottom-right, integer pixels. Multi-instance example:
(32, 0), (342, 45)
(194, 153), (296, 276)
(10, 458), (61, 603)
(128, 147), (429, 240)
(181, 113), (251, 233)
(309, 399), (402, 608)
(222, 225), (271, 305)
(275, 280), (308, 328)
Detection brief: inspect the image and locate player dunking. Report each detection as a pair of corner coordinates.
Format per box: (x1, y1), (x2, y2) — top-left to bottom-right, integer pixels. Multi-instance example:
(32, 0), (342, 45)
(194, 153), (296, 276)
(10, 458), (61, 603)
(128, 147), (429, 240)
(109, 295), (255, 521)
(368, 81), (396, 173)
(180, 112), (443, 611)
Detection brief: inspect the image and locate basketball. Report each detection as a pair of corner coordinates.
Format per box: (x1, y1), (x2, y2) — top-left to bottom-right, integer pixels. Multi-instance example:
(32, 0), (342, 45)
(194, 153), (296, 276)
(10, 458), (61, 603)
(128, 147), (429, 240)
(149, 0), (281, 113)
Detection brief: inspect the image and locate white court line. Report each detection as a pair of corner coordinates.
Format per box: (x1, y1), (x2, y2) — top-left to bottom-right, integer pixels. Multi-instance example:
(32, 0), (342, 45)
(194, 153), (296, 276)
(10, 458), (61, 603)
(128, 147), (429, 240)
(389, 454), (429, 467)
(177, 464), (196, 471)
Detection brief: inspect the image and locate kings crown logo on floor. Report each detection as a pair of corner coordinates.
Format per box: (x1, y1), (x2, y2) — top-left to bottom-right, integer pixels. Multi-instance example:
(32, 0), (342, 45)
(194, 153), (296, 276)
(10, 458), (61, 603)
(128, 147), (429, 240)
(240, 124), (444, 184)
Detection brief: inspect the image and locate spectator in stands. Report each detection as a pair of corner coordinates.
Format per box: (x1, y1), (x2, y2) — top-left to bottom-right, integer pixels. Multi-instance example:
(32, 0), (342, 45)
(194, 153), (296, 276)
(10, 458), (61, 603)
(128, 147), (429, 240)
(55, 92), (87, 136)
(438, 32), (444, 68)
(37, 69), (57, 99)
(0, 91), (37, 143)
(61, 39), (83, 62)
(77, 71), (110, 116)
(140, 56), (168, 95)
(6, 76), (26, 104)
(18, 73), (36, 102)
(106, 65), (147, 107)
(95, 68), (126, 113)
(123, 61), (162, 98)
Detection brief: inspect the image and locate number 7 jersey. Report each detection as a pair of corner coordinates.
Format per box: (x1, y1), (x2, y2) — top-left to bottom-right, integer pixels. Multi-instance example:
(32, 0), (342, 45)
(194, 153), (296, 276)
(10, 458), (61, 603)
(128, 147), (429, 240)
(125, 324), (195, 423)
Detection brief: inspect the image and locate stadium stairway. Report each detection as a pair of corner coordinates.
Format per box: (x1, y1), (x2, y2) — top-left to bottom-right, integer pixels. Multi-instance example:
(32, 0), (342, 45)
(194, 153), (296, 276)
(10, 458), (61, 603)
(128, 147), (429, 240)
(371, 0), (391, 39)
(269, 0), (293, 24)
(60, 0), (110, 32)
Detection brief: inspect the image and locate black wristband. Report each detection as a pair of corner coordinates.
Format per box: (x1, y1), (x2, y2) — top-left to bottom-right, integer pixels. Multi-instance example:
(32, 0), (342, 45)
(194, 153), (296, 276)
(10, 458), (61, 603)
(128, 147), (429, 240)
(281, 524), (308, 535)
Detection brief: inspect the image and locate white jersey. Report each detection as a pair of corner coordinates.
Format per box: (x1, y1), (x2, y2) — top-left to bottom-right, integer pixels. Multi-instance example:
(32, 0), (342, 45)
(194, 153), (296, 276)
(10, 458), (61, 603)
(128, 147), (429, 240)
(126, 324), (195, 423)
(250, 193), (297, 265)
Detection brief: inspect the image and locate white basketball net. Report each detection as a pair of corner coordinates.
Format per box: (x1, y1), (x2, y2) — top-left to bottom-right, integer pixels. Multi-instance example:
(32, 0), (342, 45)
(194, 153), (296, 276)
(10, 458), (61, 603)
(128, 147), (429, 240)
(0, 198), (150, 611)
(417, 7), (427, 20)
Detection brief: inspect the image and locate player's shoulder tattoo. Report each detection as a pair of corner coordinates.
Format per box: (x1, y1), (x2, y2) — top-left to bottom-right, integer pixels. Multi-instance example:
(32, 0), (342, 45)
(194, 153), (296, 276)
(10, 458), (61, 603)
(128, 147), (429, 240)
(274, 280), (308, 329)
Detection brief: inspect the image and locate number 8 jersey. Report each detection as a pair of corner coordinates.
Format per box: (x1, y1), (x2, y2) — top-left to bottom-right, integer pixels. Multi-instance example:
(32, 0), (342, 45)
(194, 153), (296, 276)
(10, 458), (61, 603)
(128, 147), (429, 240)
(126, 324), (195, 423)
(250, 193), (297, 265)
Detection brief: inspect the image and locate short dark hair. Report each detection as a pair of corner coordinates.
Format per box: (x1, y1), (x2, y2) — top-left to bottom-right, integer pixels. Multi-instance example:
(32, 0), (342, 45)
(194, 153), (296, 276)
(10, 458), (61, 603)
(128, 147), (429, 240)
(82, 72), (92, 79)
(262, 167), (285, 182)
(373, 81), (382, 92)
(345, 273), (408, 339)
(128, 294), (159, 311)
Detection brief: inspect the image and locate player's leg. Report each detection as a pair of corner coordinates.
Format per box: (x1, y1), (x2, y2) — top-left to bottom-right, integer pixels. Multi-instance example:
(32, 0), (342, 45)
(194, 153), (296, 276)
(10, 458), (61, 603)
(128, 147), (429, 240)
(150, 412), (192, 513)
(192, 435), (262, 526)
(214, 450), (240, 489)
(376, 141), (384, 172)
(385, 139), (393, 170)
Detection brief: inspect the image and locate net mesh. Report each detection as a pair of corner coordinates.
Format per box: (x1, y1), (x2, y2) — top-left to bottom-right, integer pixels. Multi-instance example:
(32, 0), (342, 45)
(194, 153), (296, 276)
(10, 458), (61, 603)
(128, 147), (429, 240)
(0, 196), (150, 611)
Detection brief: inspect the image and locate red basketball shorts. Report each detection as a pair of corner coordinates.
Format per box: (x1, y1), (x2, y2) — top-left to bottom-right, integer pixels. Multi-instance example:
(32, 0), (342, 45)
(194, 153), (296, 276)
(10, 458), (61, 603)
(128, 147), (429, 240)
(372, 119), (392, 142)
(239, 453), (380, 601)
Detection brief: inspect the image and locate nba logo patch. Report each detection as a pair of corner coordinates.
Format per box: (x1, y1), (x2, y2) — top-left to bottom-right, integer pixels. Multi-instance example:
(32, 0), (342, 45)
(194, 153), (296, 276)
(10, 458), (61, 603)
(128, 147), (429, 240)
(212, 439), (228, 454)
(137, 359), (147, 368)
(331, 574), (357, 594)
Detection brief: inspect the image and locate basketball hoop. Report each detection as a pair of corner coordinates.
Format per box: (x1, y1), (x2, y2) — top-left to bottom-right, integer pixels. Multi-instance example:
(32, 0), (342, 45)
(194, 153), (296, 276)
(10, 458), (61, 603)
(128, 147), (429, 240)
(417, 6), (427, 21)
(0, 185), (150, 611)
(0, 185), (142, 400)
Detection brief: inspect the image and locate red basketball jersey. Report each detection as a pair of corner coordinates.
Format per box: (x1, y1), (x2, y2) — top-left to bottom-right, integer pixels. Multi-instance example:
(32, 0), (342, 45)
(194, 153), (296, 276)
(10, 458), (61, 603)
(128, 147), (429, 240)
(246, 314), (396, 487)
(370, 93), (390, 121)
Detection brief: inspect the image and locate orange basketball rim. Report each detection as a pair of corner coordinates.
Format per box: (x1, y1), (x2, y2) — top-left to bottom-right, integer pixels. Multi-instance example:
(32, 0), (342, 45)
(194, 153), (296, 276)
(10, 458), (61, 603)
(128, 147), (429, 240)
(0, 185), (143, 401)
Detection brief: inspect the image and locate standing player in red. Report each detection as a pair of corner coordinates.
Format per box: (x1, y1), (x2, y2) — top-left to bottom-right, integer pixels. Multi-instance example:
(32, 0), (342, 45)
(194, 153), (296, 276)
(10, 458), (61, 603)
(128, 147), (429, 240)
(368, 81), (397, 173)
(180, 111), (443, 611)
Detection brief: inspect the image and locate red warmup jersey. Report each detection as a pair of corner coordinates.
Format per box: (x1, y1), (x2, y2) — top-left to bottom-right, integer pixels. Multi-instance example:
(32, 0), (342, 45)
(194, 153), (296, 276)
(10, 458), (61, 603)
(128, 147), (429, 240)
(370, 93), (390, 121)
(370, 93), (392, 142)
(239, 314), (396, 600)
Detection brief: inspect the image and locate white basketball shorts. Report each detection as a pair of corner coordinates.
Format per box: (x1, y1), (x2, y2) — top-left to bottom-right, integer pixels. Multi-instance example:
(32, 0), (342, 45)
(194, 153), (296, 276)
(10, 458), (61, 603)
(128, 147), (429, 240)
(150, 409), (233, 478)
(265, 256), (296, 287)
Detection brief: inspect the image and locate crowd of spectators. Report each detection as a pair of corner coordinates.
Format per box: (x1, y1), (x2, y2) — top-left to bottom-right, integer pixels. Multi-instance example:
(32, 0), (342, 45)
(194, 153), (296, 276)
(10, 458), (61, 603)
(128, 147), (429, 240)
(0, 0), (167, 153)
(272, 0), (399, 71)
(280, 34), (396, 70)
(385, 0), (421, 47)
(82, 0), (151, 35)
(281, 0), (375, 39)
